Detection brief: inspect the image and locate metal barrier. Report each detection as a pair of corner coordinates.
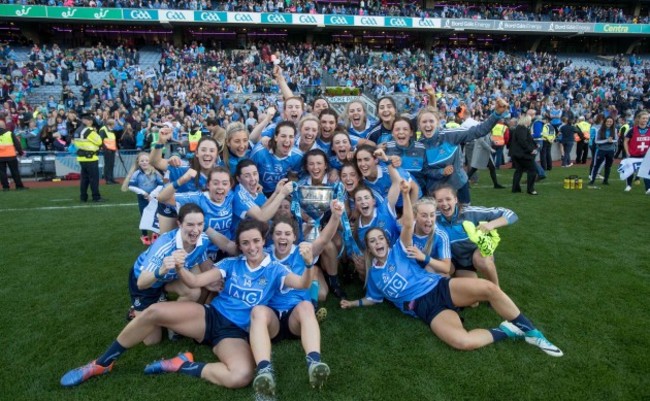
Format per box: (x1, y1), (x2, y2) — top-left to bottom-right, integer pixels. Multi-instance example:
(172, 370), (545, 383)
(20, 150), (140, 178)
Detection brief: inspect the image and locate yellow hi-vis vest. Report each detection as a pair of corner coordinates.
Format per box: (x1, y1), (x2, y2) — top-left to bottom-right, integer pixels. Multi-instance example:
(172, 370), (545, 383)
(0, 131), (17, 158)
(541, 124), (556, 143)
(188, 130), (202, 152)
(491, 124), (507, 146)
(575, 121), (591, 142)
(445, 121), (460, 129)
(99, 126), (117, 151)
(74, 127), (102, 162)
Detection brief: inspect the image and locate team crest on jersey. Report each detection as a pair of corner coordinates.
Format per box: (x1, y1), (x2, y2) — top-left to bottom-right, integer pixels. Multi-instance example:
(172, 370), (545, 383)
(388, 264), (396, 273)
(258, 277), (267, 286)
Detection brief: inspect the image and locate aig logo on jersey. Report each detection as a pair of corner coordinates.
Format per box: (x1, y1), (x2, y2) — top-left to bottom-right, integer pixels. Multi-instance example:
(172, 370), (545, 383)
(382, 272), (407, 298)
(228, 283), (263, 306)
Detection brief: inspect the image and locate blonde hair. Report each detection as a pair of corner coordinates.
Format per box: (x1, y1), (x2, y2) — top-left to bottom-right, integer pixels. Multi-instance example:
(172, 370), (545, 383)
(517, 115), (532, 127)
(298, 113), (320, 134)
(221, 121), (249, 168)
(121, 152), (158, 192)
(343, 100), (367, 129)
(413, 197), (437, 257)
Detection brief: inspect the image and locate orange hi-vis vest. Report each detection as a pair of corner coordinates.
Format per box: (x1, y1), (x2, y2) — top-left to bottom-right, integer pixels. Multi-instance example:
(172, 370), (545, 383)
(575, 121), (591, 142)
(100, 126), (117, 151)
(491, 124), (507, 146)
(0, 130), (17, 158)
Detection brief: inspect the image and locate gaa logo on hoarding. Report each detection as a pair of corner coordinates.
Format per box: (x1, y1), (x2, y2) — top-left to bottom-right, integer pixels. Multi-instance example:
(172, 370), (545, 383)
(388, 18), (407, 27)
(130, 10), (153, 20)
(417, 19), (436, 27)
(234, 13), (253, 22)
(298, 15), (317, 24)
(329, 16), (349, 25)
(360, 17), (378, 26)
(165, 11), (186, 20)
(199, 12), (222, 22)
(267, 14), (287, 23)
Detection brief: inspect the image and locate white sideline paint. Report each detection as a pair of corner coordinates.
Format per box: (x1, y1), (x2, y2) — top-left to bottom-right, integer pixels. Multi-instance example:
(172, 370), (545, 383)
(0, 203), (136, 213)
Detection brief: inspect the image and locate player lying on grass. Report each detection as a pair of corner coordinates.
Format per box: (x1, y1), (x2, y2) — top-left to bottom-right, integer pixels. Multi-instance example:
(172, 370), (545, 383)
(340, 180), (563, 357)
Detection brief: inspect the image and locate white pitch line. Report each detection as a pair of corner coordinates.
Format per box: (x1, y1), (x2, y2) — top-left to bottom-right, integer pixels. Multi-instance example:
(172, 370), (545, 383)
(0, 203), (137, 212)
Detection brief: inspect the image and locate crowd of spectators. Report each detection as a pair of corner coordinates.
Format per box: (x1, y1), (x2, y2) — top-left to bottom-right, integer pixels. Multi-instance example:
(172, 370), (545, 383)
(1, 0), (648, 23)
(1, 40), (649, 155)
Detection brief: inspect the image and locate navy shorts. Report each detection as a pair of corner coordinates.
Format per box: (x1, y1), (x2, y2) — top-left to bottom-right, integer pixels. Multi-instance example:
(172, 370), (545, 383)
(157, 202), (178, 218)
(129, 268), (167, 312)
(452, 258), (476, 272)
(272, 307), (300, 343)
(201, 305), (248, 347)
(413, 278), (459, 325)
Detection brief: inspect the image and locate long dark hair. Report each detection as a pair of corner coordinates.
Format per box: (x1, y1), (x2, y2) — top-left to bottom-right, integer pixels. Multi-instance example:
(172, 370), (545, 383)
(189, 136), (219, 189)
(598, 117), (616, 141)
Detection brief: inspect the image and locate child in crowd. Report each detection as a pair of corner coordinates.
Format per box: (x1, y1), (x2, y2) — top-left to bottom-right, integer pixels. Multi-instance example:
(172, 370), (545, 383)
(121, 152), (164, 245)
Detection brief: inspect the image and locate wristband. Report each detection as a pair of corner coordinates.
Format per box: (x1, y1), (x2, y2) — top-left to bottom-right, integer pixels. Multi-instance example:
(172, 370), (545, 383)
(306, 263), (314, 269)
(423, 255), (431, 266)
(154, 143), (165, 149)
(172, 180), (181, 190)
(154, 267), (163, 279)
(358, 299), (363, 307)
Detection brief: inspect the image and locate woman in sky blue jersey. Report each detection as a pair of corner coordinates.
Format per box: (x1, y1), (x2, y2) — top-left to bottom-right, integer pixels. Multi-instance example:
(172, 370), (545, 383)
(406, 197), (452, 275)
(385, 116), (428, 190)
(315, 108), (340, 153)
(150, 127), (219, 233)
(220, 122), (252, 176)
(329, 131), (355, 173)
(355, 144), (421, 208)
(345, 100), (375, 139)
(296, 114), (320, 154)
(127, 203), (212, 344)
(250, 121), (304, 196)
(248, 201), (344, 397)
(230, 159), (294, 230)
(340, 182), (562, 357)
(352, 148), (402, 257)
(157, 166), (235, 261)
(416, 98), (509, 203)
(433, 185), (517, 287)
(367, 96), (398, 145)
(60, 219), (316, 389)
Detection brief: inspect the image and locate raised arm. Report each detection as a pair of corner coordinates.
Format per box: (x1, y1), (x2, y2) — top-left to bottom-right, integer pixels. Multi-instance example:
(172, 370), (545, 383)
(149, 127), (172, 171)
(443, 98), (509, 145)
(311, 199), (344, 257)
(399, 180), (414, 248)
(157, 168), (197, 204)
(374, 148), (402, 208)
(283, 242), (316, 290)
(273, 65), (295, 101)
(249, 106), (276, 144)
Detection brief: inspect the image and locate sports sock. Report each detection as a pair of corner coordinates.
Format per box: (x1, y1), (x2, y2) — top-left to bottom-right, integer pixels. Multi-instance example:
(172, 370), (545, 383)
(488, 328), (509, 343)
(306, 352), (321, 368)
(510, 313), (536, 333)
(96, 340), (126, 367)
(178, 361), (205, 378)
(257, 360), (272, 372)
(327, 274), (339, 287)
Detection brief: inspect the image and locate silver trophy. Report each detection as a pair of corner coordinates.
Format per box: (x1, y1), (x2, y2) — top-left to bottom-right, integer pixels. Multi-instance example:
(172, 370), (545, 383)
(295, 185), (334, 242)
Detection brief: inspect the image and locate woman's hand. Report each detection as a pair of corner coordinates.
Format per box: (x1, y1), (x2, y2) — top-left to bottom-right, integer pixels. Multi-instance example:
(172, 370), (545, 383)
(182, 168), (198, 181)
(168, 155), (183, 167)
(160, 256), (177, 276)
(443, 165), (454, 176)
(373, 148), (389, 162)
(299, 242), (314, 266)
(406, 246), (425, 262)
(340, 299), (354, 309)
(400, 180), (410, 194)
(158, 127), (172, 144)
